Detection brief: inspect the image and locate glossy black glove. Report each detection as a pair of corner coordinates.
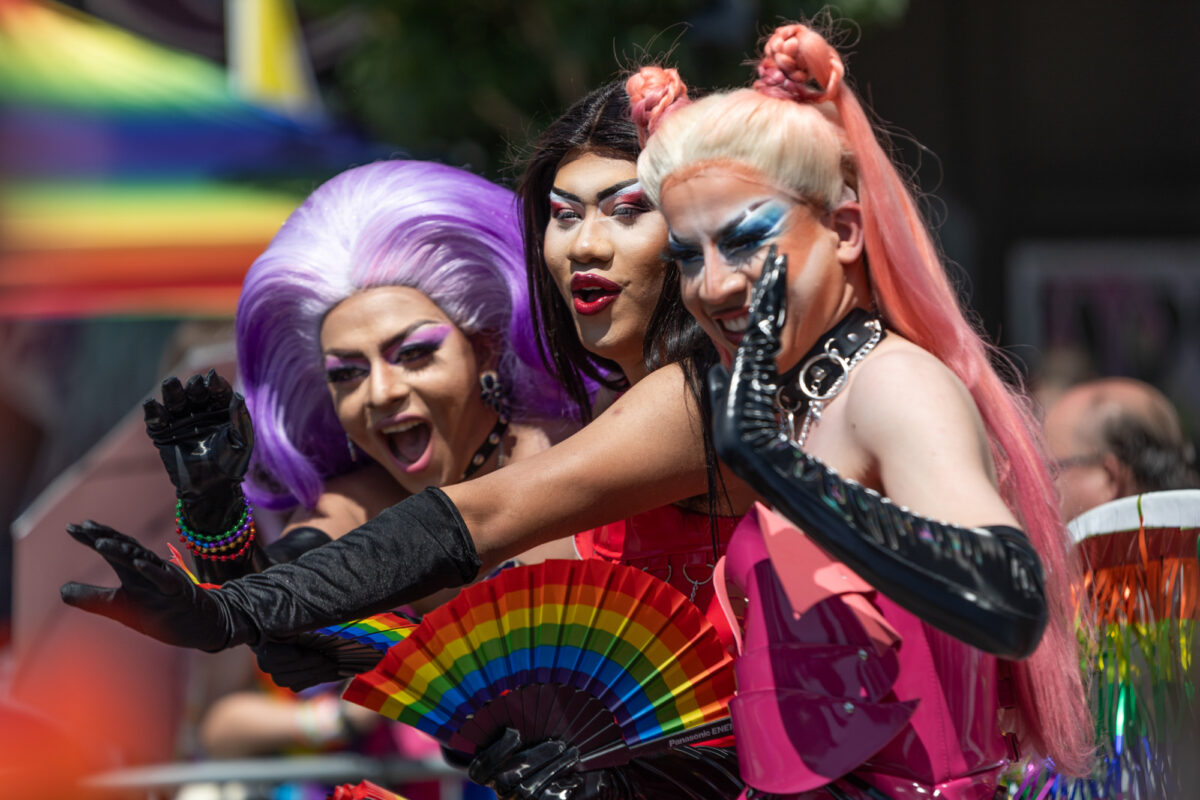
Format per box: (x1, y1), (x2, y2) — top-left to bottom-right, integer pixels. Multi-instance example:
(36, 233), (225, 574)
(61, 487), (480, 652)
(708, 247), (1048, 660)
(468, 728), (742, 800)
(144, 370), (269, 581)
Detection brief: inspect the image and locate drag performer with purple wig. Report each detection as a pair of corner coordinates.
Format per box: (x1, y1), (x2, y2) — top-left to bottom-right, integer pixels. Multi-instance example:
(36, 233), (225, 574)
(142, 159), (578, 587)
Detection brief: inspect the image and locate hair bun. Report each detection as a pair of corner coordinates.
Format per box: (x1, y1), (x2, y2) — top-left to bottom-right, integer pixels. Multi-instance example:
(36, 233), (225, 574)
(753, 24), (844, 102)
(626, 66), (689, 146)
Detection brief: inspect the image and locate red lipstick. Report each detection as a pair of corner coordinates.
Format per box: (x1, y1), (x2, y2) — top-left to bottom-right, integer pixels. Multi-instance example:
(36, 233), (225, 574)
(570, 273), (621, 316)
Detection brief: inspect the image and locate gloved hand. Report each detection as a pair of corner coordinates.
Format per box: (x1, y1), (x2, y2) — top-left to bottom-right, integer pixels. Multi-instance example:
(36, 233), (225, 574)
(469, 729), (625, 800)
(253, 640), (345, 691)
(62, 487), (481, 653)
(144, 370), (254, 528)
(144, 369), (268, 581)
(468, 728), (743, 800)
(708, 247), (1047, 660)
(60, 520), (238, 652)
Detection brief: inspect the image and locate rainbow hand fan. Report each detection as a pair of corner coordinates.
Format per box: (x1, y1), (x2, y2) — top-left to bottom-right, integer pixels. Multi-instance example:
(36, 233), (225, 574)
(167, 544), (417, 677)
(343, 558), (735, 770)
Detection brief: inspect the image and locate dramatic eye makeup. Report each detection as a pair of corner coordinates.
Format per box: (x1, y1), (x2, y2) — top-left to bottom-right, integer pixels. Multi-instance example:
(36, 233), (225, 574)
(383, 323), (450, 365)
(716, 200), (788, 261)
(549, 189), (582, 221)
(665, 200), (789, 272)
(598, 181), (649, 219)
(324, 355), (367, 384)
(323, 321), (450, 383)
(664, 234), (703, 269)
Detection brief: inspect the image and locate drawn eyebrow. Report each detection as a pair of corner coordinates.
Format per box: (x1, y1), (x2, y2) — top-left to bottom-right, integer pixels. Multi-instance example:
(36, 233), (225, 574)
(550, 188), (582, 204)
(596, 179), (640, 203)
(323, 320), (441, 359)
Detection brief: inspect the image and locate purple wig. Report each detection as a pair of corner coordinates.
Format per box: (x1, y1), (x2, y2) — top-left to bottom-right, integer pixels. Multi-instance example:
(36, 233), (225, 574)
(236, 160), (570, 511)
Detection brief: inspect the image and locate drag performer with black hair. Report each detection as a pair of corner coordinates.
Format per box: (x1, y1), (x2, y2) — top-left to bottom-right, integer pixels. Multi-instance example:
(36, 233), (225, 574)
(625, 21), (1090, 796)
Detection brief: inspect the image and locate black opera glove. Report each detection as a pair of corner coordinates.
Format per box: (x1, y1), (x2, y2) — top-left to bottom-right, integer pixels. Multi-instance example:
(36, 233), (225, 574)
(144, 370), (269, 580)
(61, 487), (481, 652)
(708, 247), (1048, 660)
(468, 728), (743, 800)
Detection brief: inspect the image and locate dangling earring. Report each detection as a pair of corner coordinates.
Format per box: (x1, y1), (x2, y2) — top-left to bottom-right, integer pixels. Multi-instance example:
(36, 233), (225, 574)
(346, 434), (358, 462)
(478, 370), (511, 423)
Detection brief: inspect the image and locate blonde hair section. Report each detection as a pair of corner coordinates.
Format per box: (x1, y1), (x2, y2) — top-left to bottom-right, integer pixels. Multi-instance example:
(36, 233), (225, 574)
(637, 88), (850, 211)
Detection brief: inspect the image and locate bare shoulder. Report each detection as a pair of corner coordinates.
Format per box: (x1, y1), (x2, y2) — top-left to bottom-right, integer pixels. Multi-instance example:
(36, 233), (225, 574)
(285, 463), (408, 540)
(844, 338), (982, 443)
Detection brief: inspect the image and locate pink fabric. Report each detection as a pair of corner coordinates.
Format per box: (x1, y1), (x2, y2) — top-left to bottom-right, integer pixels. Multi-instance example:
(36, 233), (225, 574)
(723, 504), (1011, 799)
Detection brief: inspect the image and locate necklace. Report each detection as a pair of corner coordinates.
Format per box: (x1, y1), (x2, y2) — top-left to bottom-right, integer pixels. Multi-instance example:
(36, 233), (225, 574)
(775, 309), (885, 447)
(461, 416), (510, 481)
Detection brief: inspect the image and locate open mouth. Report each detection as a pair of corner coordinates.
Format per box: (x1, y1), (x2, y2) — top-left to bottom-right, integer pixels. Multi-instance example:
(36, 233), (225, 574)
(570, 273), (621, 316)
(380, 418), (432, 473)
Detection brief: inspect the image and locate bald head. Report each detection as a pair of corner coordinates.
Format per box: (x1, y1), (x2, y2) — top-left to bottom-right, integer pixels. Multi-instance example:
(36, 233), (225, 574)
(1044, 378), (1198, 520)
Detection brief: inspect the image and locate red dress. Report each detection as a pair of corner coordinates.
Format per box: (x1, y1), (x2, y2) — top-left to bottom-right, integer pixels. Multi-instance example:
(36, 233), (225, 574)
(574, 503), (742, 651)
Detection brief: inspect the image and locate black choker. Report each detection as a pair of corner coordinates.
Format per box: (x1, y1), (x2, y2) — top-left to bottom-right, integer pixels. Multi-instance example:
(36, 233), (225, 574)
(776, 308), (885, 445)
(461, 416), (510, 481)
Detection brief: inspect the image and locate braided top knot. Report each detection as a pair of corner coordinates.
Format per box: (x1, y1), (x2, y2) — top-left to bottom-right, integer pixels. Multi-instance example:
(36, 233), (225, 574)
(626, 66), (689, 147)
(753, 24), (844, 103)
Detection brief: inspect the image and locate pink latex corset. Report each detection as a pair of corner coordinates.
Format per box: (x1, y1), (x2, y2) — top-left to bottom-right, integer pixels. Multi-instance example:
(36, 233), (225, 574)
(715, 504), (1013, 799)
(575, 503), (741, 650)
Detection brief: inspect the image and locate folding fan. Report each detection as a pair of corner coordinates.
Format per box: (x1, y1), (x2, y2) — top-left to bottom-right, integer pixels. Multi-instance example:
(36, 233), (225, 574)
(168, 544), (417, 677)
(343, 558), (736, 770)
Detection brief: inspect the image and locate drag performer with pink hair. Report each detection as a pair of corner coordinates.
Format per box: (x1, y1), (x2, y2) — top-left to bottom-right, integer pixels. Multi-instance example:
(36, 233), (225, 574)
(59, 26), (1088, 800)
(626, 21), (1091, 798)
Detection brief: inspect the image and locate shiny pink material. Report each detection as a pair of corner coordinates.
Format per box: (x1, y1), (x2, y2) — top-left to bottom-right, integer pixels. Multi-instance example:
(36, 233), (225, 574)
(722, 505), (1012, 799)
(575, 503), (740, 649)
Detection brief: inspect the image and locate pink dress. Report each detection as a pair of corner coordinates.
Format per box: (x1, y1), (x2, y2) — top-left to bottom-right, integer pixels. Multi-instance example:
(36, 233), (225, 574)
(716, 504), (1015, 799)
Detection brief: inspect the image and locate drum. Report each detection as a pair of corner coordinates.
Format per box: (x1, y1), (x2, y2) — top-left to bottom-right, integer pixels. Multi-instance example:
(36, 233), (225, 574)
(1058, 490), (1200, 798)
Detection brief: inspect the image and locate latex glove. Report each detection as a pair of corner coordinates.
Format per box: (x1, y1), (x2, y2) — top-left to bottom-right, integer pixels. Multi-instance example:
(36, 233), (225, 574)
(468, 728), (742, 800)
(60, 521), (238, 652)
(469, 729), (624, 800)
(144, 370), (254, 534)
(145, 370), (268, 582)
(708, 247), (1047, 659)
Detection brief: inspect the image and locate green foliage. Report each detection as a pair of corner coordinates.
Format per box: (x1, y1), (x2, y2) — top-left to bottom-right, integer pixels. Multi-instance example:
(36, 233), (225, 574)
(298, 0), (908, 179)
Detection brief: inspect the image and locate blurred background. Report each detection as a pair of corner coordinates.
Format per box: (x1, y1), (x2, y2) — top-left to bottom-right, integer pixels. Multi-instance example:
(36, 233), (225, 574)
(1, 0), (1197, 795)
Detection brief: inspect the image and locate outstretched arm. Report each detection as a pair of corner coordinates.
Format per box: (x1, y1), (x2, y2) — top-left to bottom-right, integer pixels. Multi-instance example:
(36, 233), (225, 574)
(708, 248), (1047, 659)
(62, 365), (749, 651)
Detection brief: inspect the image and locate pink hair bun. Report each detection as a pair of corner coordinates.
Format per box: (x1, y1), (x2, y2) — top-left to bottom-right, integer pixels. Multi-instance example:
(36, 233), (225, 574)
(626, 66), (689, 146)
(754, 24), (845, 102)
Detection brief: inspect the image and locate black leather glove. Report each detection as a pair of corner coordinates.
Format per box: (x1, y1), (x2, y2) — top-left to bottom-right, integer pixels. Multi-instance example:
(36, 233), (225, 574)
(709, 247), (1048, 660)
(61, 487), (481, 652)
(144, 370), (270, 582)
(60, 521), (237, 652)
(468, 728), (742, 800)
(252, 640), (344, 691)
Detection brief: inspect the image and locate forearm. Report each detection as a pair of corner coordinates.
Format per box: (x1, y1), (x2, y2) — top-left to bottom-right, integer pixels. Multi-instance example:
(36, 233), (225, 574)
(214, 488), (480, 646)
(445, 365), (716, 568)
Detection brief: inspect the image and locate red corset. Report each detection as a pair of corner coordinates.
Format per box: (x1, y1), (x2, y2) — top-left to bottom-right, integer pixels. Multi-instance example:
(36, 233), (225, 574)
(575, 504), (741, 650)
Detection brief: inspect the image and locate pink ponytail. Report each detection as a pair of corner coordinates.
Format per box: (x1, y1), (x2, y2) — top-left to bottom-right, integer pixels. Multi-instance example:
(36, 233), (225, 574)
(626, 66), (690, 147)
(750, 23), (1093, 775)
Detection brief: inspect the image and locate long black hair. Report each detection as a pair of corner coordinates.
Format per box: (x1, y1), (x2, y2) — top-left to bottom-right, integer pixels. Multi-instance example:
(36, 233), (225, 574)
(516, 79), (729, 550)
(517, 80), (645, 422)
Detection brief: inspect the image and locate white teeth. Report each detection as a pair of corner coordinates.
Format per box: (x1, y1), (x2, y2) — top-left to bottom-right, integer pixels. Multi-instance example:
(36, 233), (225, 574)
(381, 419), (423, 435)
(720, 315), (751, 333)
